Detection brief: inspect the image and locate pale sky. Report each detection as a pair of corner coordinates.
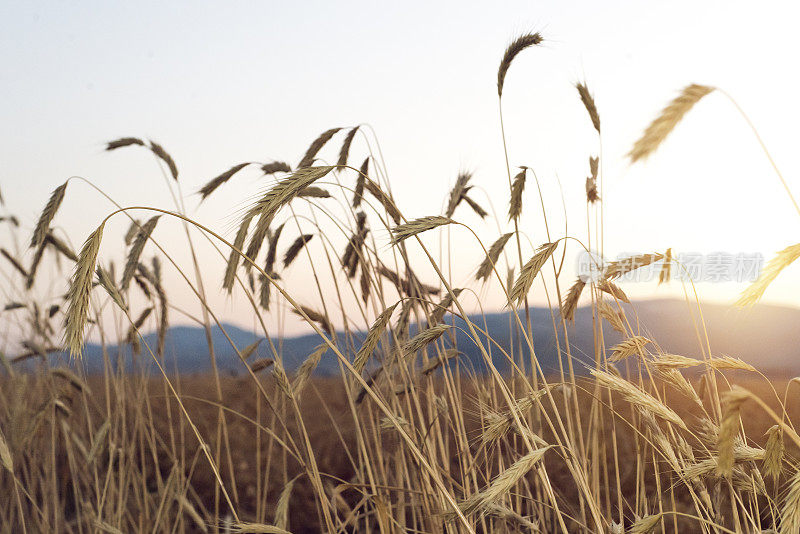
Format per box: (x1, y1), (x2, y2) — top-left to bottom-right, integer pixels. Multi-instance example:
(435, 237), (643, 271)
(2, 1), (800, 336)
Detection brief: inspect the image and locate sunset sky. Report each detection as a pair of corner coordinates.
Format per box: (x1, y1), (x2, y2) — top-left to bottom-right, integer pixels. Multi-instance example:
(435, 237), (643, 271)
(2, 1), (799, 335)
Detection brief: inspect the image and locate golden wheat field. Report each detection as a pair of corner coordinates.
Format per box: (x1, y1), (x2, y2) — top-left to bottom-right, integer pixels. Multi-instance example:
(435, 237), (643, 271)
(3, 24), (800, 534)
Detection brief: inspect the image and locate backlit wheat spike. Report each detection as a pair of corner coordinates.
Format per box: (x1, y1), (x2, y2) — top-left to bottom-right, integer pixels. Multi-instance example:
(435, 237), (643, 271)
(561, 278), (586, 322)
(0, 249), (28, 277)
(458, 447), (551, 517)
(603, 253), (663, 281)
(274, 474), (301, 530)
(105, 137), (145, 150)
(652, 353), (701, 369)
(445, 171), (471, 218)
(706, 355), (756, 372)
(780, 469), (800, 533)
(509, 242), (558, 307)
(630, 514), (662, 534)
(121, 215), (159, 291)
(656, 367), (703, 408)
(599, 301), (626, 334)
(293, 305), (333, 337)
(609, 335), (651, 362)
(199, 163), (251, 200)
(353, 157), (368, 208)
(476, 232), (513, 282)
(337, 126), (359, 168)
(95, 265), (126, 311)
(629, 84), (714, 163)
(390, 216), (453, 245)
(261, 161), (292, 175)
(297, 186), (331, 198)
(404, 324), (450, 355)
(283, 234), (314, 268)
(148, 141), (179, 180)
(508, 167), (526, 220)
(431, 288), (463, 324)
(31, 181), (67, 248)
(250, 166), (334, 231)
(658, 247), (672, 284)
(481, 385), (558, 444)
(576, 82), (600, 133)
(64, 223), (105, 357)
(736, 243), (800, 307)
(497, 32), (543, 98)
(293, 344), (327, 396)
(353, 304), (397, 373)
(717, 386), (751, 476)
(298, 127), (342, 169)
(591, 369), (687, 430)
(223, 212), (255, 292)
(597, 280), (629, 303)
(763, 425), (784, 480)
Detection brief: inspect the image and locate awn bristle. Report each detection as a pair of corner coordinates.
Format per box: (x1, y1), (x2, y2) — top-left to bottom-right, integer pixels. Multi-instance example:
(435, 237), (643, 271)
(199, 163), (251, 200)
(508, 167), (526, 221)
(148, 141), (179, 180)
(283, 234), (314, 268)
(298, 127), (342, 169)
(64, 224), (105, 357)
(628, 84), (714, 163)
(476, 232), (513, 282)
(576, 82), (600, 133)
(31, 182), (67, 249)
(509, 242), (558, 307)
(736, 243), (800, 307)
(390, 216), (453, 245)
(497, 33), (543, 98)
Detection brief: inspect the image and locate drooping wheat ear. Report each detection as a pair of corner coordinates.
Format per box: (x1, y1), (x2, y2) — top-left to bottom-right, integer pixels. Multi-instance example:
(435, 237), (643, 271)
(422, 348), (459, 375)
(251, 358), (274, 373)
(240, 339), (262, 361)
(297, 186), (331, 198)
(250, 166), (334, 235)
(148, 141), (179, 180)
(297, 127), (342, 169)
(95, 264), (126, 310)
(599, 301), (626, 334)
(481, 385), (558, 445)
(497, 32), (543, 98)
(45, 232), (77, 262)
(509, 242), (559, 307)
(64, 223), (105, 357)
(283, 234), (314, 268)
(508, 167), (526, 220)
(293, 344), (327, 397)
(706, 355), (756, 372)
(0, 430), (13, 473)
(105, 137), (144, 150)
(658, 247), (672, 285)
(243, 216), (271, 272)
(0, 249), (28, 277)
(261, 161), (292, 175)
(717, 386), (751, 476)
(445, 171), (472, 218)
(597, 280), (629, 303)
(274, 475), (301, 530)
(353, 303), (398, 373)
(230, 522), (291, 534)
(390, 216), (453, 246)
(736, 243), (800, 307)
(352, 157), (368, 208)
(781, 469), (800, 534)
(457, 446), (551, 517)
(125, 307), (153, 354)
(293, 305), (333, 337)
(460, 192), (488, 218)
(25, 242), (46, 289)
(121, 216), (159, 291)
(336, 127), (359, 168)
(561, 278), (586, 322)
(476, 232), (513, 282)
(603, 253), (663, 281)
(264, 223), (285, 275)
(591, 369), (687, 429)
(149, 256), (168, 355)
(630, 514), (663, 534)
(223, 212), (255, 292)
(430, 288), (464, 324)
(763, 425), (784, 480)
(576, 82), (600, 133)
(403, 324), (450, 355)
(31, 181), (67, 248)
(363, 176), (401, 223)
(628, 84), (714, 163)
(198, 163), (251, 200)
(609, 335), (651, 362)
(656, 367), (703, 408)
(652, 353), (701, 369)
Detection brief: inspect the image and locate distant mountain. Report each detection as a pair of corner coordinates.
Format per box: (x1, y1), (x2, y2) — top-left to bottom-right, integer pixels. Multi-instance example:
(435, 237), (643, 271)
(25, 299), (800, 376)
